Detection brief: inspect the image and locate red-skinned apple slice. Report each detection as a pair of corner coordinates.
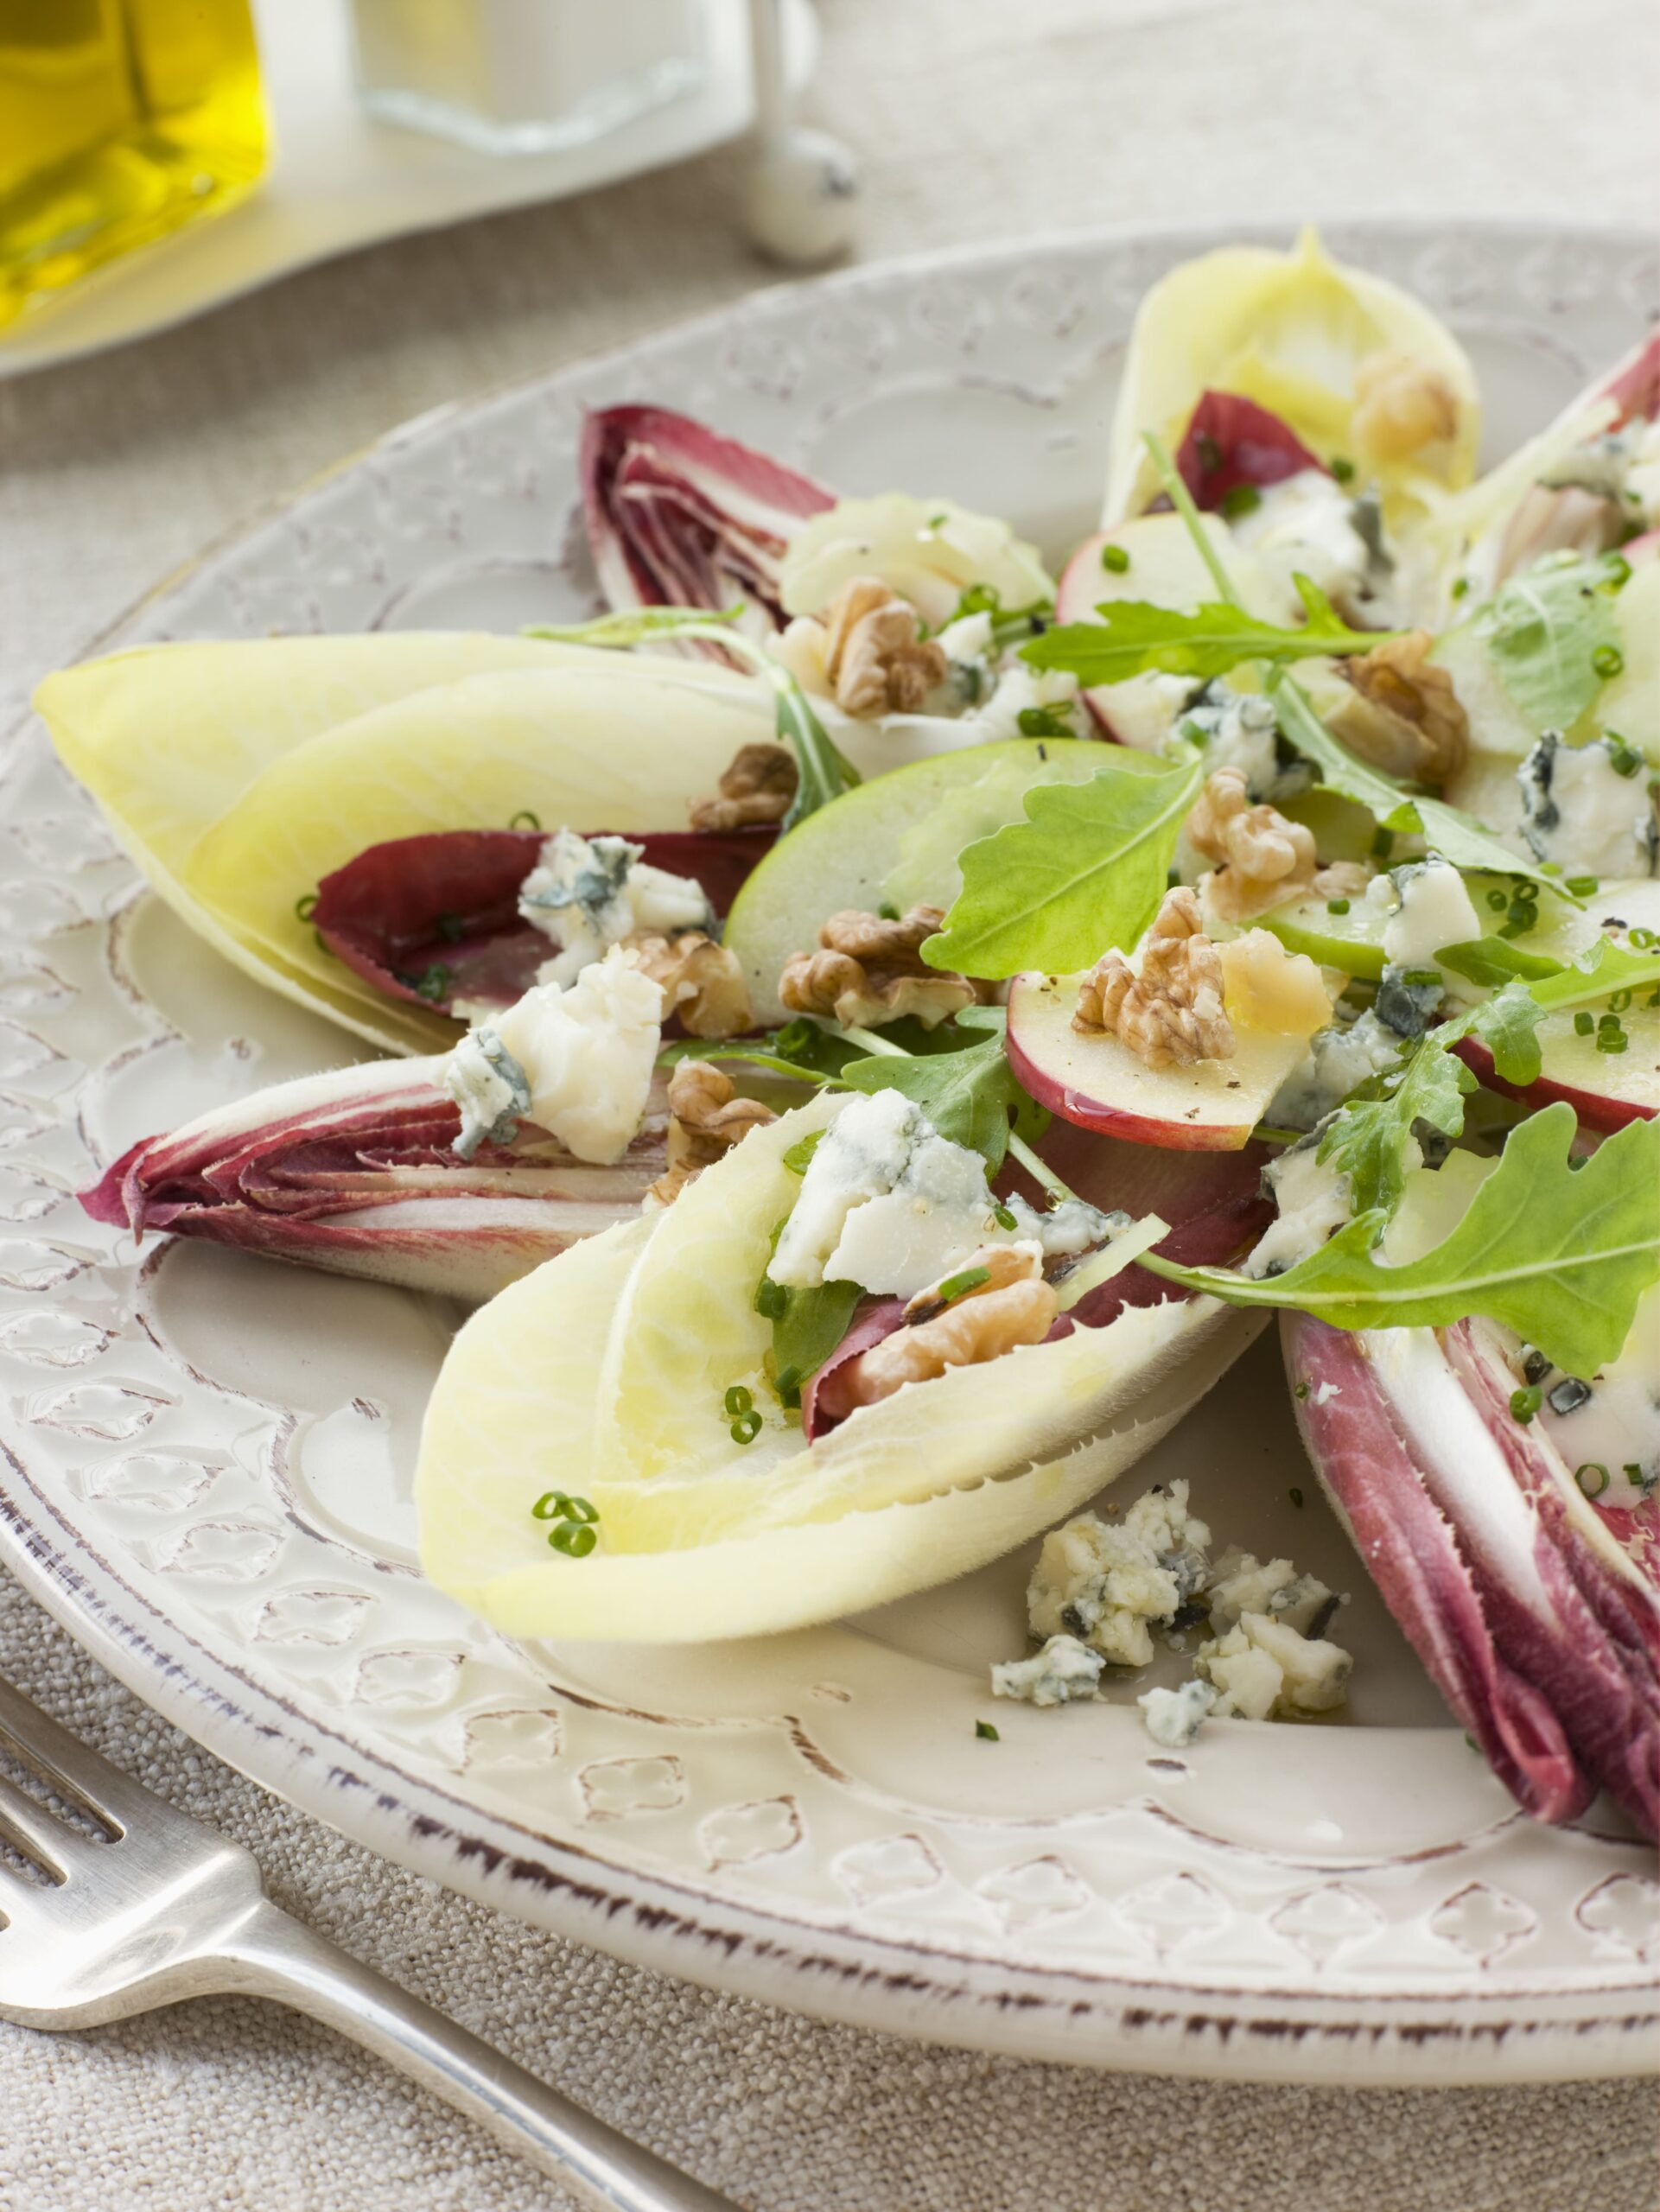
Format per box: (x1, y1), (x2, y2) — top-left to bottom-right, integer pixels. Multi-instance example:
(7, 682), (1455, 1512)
(1054, 512), (1290, 744)
(1452, 886), (1660, 1135)
(1006, 969), (1327, 1151)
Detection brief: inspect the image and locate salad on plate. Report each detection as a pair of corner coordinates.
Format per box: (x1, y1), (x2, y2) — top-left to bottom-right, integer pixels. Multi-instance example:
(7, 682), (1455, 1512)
(36, 230), (1659, 1840)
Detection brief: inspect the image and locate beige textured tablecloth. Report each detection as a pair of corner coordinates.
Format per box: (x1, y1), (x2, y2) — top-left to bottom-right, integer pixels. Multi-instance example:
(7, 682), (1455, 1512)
(3, 4), (1657, 2207)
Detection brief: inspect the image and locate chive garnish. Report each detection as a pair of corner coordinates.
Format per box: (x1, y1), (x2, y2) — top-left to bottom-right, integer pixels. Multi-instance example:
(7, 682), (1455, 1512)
(295, 892), (319, 922)
(1592, 644), (1625, 679)
(1101, 543), (1130, 574)
(1218, 483), (1262, 521)
(509, 810), (542, 830)
(975, 1719), (1001, 1741)
(1510, 1385), (1542, 1424)
(1326, 897), (1351, 915)
(932, 1264), (991, 1306)
(1574, 1462), (1611, 1498)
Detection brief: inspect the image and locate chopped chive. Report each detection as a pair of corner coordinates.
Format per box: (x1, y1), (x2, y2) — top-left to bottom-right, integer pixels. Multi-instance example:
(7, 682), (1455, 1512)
(773, 1363), (802, 1410)
(723, 1384), (754, 1417)
(531, 1491), (572, 1521)
(509, 810), (542, 831)
(729, 1409), (763, 1446)
(1564, 875), (1600, 898)
(933, 1264), (991, 1306)
(1331, 455), (1356, 486)
(992, 1201), (1018, 1231)
(1450, 575), (1469, 600)
(1288, 1485), (1305, 1509)
(1485, 888), (1508, 912)
(754, 1277), (789, 1320)
(1294, 1380), (1310, 1401)
(877, 900), (900, 920)
(314, 929), (335, 958)
(550, 1522), (597, 1557)
(294, 892), (319, 921)
(1017, 706), (1073, 739)
(1600, 553), (1631, 589)
(1592, 644), (1625, 679)
(975, 1719), (1001, 1741)
(1101, 542), (1131, 573)
(1608, 988), (1633, 1013)
(1574, 1010), (1595, 1036)
(563, 1495), (599, 1525)
(1218, 483), (1262, 521)
(1606, 735), (1643, 778)
(1574, 1462), (1611, 1498)
(1370, 826), (1395, 861)
(1326, 897), (1351, 916)
(1595, 1024), (1628, 1055)
(1510, 1385), (1542, 1424)
(1403, 968), (1444, 987)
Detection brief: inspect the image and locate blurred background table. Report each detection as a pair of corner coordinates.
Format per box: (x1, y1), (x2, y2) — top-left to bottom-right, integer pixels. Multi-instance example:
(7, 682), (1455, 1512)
(2, 3), (1657, 2207)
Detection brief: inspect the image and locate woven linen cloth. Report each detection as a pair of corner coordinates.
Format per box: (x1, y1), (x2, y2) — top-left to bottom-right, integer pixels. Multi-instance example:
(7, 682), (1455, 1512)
(3, 3), (1657, 2207)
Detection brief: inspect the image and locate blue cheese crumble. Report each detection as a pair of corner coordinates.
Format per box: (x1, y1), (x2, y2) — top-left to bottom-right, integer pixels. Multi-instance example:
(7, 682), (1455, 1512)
(443, 946), (662, 1166)
(1137, 1679), (1217, 1748)
(769, 1089), (1117, 1301)
(990, 1634), (1103, 1707)
(1267, 1007), (1402, 1131)
(519, 827), (716, 988)
(1377, 855), (1482, 974)
(1516, 733), (1660, 880)
(444, 1028), (531, 1160)
(1026, 1480), (1212, 1668)
(1243, 1137), (1354, 1279)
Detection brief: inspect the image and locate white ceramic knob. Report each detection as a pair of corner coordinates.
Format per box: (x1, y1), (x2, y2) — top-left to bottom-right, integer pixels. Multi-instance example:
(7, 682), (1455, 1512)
(742, 126), (859, 268)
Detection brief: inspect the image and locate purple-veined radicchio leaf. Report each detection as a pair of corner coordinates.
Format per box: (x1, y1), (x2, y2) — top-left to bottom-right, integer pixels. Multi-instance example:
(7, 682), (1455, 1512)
(1285, 1312), (1658, 1837)
(582, 404), (833, 630)
(81, 1057), (666, 1303)
(312, 823), (775, 1018)
(1175, 391), (1327, 512)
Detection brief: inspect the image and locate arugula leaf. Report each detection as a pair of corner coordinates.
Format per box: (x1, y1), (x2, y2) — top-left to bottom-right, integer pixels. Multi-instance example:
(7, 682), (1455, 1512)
(1462, 938), (1660, 1087)
(1435, 938), (1567, 988)
(923, 753), (1202, 980)
(1023, 574), (1397, 688)
(526, 605), (858, 828)
(1318, 1037), (1475, 1217)
(1470, 551), (1625, 732)
(765, 1278), (863, 1403)
(838, 1012), (1046, 1175)
(1148, 1105), (1660, 1379)
(1269, 671), (1577, 898)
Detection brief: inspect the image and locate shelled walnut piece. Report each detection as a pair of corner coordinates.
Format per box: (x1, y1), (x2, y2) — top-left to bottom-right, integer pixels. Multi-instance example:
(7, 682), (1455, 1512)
(1075, 887), (1233, 1070)
(646, 1060), (775, 1207)
(1330, 631), (1469, 785)
(689, 741), (798, 831)
(1187, 766), (1318, 924)
(626, 931), (751, 1039)
(833, 1245), (1058, 1411)
(779, 904), (979, 1030)
(821, 575), (948, 717)
(1352, 350), (1460, 463)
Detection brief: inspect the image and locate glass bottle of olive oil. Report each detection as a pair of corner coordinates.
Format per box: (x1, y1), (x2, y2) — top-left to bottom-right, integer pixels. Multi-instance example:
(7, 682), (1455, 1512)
(0, 0), (268, 330)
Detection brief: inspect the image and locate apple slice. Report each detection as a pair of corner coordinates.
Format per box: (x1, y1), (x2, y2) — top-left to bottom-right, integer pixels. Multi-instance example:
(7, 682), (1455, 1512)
(1053, 512), (1288, 744)
(1450, 883), (1660, 1133)
(1006, 965), (1329, 1151)
(1258, 869), (1613, 981)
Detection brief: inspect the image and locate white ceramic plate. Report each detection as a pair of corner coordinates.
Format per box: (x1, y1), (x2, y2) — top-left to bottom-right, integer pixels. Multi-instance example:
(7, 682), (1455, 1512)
(3, 222), (1657, 2087)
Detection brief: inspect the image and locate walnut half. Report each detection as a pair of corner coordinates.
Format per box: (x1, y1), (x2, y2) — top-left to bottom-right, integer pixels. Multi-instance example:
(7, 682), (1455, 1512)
(821, 575), (948, 718)
(1330, 631), (1468, 785)
(690, 741), (798, 832)
(1075, 887), (1234, 1070)
(1352, 350), (1460, 464)
(626, 931), (751, 1039)
(1187, 766), (1318, 924)
(828, 1244), (1058, 1414)
(779, 904), (978, 1030)
(646, 1060), (775, 1207)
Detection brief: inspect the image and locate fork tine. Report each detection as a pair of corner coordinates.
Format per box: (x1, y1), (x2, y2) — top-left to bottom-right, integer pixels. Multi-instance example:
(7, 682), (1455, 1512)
(0, 1768), (72, 1882)
(0, 1675), (139, 1837)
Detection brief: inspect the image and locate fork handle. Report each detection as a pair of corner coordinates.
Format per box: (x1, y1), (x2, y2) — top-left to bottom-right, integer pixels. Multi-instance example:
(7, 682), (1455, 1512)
(217, 1898), (741, 2212)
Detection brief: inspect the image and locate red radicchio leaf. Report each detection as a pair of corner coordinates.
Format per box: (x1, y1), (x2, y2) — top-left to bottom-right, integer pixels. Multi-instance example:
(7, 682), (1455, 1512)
(1287, 1313), (1659, 1837)
(803, 1297), (906, 1442)
(312, 823), (776, 1016)
(582, 404), (833, 631)
(1175, 391), (1326, 512)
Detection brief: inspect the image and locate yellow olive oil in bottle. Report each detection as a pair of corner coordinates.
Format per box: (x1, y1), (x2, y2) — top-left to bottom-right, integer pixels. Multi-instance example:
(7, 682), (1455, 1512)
(0, 0), (268, 329)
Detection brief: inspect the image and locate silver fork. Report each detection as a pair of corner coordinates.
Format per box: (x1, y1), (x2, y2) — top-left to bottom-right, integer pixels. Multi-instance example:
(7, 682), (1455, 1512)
(0, 1672), (741, 2212)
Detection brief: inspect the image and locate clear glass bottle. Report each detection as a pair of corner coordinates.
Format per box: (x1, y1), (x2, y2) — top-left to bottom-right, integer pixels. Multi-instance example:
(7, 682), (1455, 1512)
(0, 0), (268, 331)
(348, 0), (707, 156)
